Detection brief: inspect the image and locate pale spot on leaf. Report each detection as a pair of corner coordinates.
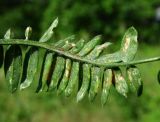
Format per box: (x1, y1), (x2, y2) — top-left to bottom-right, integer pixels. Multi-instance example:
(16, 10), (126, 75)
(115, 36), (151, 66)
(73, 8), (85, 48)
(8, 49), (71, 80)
(123, 37), (131, 52)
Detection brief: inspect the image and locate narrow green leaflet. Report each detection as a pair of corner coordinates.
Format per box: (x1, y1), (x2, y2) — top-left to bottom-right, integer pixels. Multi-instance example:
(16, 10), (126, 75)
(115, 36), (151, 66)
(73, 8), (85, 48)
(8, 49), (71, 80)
(4, 29), (13, 40)
(57, 59), (72, 94)
(20, 48), (38, 90)
(65, 62), (79, 97)
(19, 27), (33, 89)
(39, 17), (58, 42)
(77, 64), (91, 102)
(86, 42), (112, 60)
(78, 35), (101, 56)
(120, 27), (138, 62)
(113, 68), (128, 97)
(126, 66), (143, 96)
(101, 69), (112, 106)
(41, 52), (54, 91)
(48, 56), (65, 91)
(89, 66), (101, 101)
(3, 30), (22, 93)
(158, 70), (160, 84)
(4, 46), (22, 92)
(34, 48), (47, 92)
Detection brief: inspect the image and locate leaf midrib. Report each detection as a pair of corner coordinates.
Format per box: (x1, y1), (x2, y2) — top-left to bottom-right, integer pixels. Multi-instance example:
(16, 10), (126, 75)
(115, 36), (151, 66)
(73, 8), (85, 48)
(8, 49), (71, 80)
(0, 39), (160, 68)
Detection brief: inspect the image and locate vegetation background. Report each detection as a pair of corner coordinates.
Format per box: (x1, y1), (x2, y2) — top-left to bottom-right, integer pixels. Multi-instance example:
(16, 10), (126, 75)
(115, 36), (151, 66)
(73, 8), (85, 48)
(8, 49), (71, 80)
(0, 0), (160, 122)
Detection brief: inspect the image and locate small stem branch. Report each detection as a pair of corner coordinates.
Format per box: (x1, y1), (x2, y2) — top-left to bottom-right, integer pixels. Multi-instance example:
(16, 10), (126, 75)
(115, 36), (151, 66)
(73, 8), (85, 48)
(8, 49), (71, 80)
(0, 39), (160, 68)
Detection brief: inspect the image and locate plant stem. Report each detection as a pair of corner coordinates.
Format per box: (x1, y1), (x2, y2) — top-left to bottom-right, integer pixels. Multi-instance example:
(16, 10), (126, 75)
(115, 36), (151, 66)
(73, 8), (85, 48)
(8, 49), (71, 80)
(0, 39), (160, 68)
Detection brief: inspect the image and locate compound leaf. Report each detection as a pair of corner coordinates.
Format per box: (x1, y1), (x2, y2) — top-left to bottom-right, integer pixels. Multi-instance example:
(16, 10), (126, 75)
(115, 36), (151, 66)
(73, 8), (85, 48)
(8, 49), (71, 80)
(0, 18), (158, 104)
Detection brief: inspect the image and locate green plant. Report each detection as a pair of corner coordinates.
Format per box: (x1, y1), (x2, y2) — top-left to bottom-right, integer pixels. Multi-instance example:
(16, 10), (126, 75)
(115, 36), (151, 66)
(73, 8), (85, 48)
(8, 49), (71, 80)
(0, 18), (160, 105)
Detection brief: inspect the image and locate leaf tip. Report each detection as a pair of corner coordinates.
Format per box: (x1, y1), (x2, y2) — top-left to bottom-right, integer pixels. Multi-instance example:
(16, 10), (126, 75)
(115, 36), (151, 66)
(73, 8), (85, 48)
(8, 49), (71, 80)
(127, 26), (138, 35)
(4, 29), (13, 39)
(52, 17), (59, 28)
(25, 26), (32, 40)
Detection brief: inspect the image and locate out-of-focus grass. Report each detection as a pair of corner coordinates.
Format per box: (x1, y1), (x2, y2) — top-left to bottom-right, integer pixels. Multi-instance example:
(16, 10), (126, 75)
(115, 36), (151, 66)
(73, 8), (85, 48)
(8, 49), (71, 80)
(0, 44), (159, 122)
(135, 44), (160, 122)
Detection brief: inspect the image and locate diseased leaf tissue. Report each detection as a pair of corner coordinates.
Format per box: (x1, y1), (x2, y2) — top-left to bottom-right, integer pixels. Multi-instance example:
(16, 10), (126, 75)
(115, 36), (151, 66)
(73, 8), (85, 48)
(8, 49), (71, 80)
(0, 18), (159, 105)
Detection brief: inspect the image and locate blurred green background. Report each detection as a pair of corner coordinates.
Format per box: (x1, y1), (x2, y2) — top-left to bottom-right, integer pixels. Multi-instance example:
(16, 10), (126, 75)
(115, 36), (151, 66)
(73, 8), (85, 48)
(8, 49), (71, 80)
(0, 0), (160, 122)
